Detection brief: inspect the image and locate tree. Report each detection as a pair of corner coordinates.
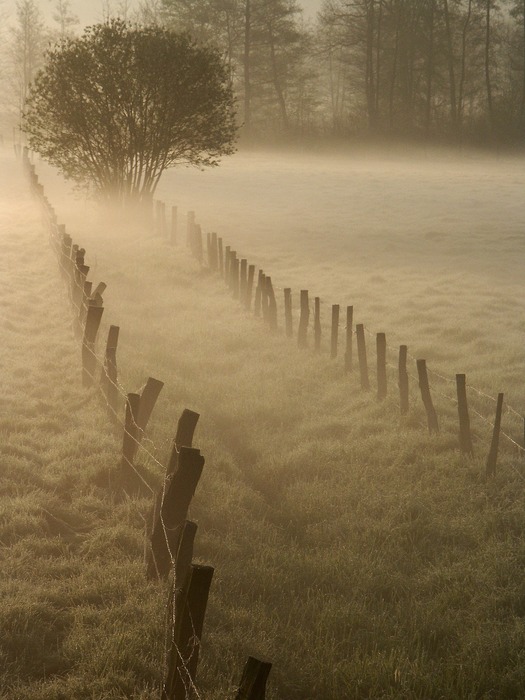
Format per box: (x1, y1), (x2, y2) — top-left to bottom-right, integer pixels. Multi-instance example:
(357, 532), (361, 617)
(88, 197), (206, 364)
(52, 0), (79, 38)
(22, 20), (237, 203)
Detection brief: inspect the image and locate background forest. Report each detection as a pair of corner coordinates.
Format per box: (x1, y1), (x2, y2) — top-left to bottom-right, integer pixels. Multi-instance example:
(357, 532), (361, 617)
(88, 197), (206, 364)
(1, 0), (525, 146)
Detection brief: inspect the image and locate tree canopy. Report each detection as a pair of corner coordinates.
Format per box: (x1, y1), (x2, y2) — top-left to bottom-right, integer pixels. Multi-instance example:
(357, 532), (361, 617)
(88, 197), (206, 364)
(22, 20), (237, 202)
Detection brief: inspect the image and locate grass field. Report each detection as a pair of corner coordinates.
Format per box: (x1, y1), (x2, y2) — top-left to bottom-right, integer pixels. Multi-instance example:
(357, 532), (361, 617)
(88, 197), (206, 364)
(2, 144), (525, 699)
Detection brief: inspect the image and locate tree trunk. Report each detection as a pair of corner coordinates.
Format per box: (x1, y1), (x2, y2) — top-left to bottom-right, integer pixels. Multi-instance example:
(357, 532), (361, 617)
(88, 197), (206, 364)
(244, 0), (252, 134)
(484, 0), (494, 132)
(442, 0), (458, 129)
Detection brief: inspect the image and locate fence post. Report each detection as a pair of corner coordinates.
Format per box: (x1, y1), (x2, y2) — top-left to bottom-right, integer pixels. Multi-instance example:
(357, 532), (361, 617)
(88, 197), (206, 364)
(79, 280), (92, 329)
(355, 324), (370, 390)
(298, 290), (309, 348)
(210, 232), (218, 271)
(82, 303), (104, 387)
(246, 265), (255, 310)
(331, 304), (340, 359)
(232, 255), (240, 299)
(284, 288), (293, 338)
(486, 393), (504, 476)
(456, 374), (473, 455)
(167, 408), (201, 477)
(224, 245), (231, 281)
(398, 345), (409, 415)
(162, 564), (214, 700)
(265, 276), (277, 330)
(344, 306), (353, 373)
(416, 360), (439, 434)
(235, 657), (273, 700)
(147, 447), (205, 580)
(170, 206), (177, 245)
(260, 273), (269, 320)
(254, 271), (263, 317)
(376, 332), (387, 400)
(240, 259), (248, 303)
(313, 297), (321, 352)
(133, 378), (164, 458)
(102, 325), (120, 422)
(194, 224), (203, 265)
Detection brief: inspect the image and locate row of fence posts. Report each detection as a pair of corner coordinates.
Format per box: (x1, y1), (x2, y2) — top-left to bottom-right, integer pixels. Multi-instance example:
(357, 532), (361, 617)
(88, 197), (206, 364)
(19, 147), (272, 700)
(148, 195), (519, 477)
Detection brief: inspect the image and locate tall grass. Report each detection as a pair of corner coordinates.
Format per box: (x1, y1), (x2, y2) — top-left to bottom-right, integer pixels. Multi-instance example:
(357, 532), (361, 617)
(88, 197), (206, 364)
(2, 147), (525, 698)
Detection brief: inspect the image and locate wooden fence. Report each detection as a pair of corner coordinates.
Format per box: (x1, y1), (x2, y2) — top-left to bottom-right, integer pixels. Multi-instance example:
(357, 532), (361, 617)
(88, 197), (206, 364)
(18, 146), (272, 700)
(153, 191), (524, 477)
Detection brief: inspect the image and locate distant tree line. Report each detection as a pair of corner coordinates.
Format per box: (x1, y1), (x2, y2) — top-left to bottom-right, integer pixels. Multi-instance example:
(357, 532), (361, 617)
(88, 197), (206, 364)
(3, 0), (525, 145)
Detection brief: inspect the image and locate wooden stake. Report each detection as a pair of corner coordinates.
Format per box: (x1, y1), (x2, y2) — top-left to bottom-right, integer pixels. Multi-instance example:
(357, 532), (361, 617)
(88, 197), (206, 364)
(235, 657), (273, 700)
(398, 345), (409, 415)
(224, 245), (231, 280)
(345, 306), (353, 372)
(456, 374), (473, 455)
(246, 265), (255, 310)
(218, 237), (224, 274)
(486, 393), (504, 476)
(167, 408), (201, 477)
(122, 393), (141, 471)
(240, 258), (248, 303)
(416, 359), (439, 434)
(254, 270), (264, 317)
(311, 297), (320, 352)
(265, 276), (277, 330)
(355, 324), (370, 390)
(376, 332), (387, 400)
(298, 290), (309, 348)
(162, 564), (214, 700)
(331, 304), (340, 359)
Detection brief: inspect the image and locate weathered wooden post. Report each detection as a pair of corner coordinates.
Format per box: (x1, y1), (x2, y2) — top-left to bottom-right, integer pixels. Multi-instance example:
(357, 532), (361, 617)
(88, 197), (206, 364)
(228, 250), (236, 291)
(297, 290), (309, 348)
(255, 271), (265, 318)
(224, 245), (231, 281)
(261, 274), (269, 322)
(355, 324), (370, 390)
(345, 306), (353, 372)
(210, 232), (218, 271)
(314, 297), (321, 352)
(102, 325), (120, 422)
(232, 254), (240, 299)
(240, 259), (248, 303)
(147, 447), (205, 580)
(398, 345), (409, 415)
(486, 393), (504, 476)
(456, 374), (473, 455)
(162, 563), (214, 700)
(82, 303), (104, 387)
(194, 224), (203, 265)
(235, 657), (273, 700)
(170, 206), (177, 245)
(246, 265), (255, 310)
(79, 280), (92, 329)
(284, 288), (293, 338)
(416, 360), (439, 434)
(331, 304), (340, 359)
(134, 377), (164, 455)
(265, 276), (278, 330)
(376, 332), (387, 400)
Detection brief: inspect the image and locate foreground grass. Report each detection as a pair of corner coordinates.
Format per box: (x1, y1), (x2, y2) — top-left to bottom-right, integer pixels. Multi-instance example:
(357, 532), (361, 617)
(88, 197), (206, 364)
(3, 148), (525, 698)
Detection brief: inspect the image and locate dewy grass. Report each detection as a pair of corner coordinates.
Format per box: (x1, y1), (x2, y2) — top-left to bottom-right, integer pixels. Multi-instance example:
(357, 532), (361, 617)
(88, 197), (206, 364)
(2, 147), (525, 698)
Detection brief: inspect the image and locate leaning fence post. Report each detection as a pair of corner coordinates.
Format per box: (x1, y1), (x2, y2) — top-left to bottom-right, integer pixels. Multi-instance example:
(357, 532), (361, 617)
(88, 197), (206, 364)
(235, 656), (273, 700)
(486, 393), (504, 476)
(148, 447), (205, 580)
(224, 245), (231, 281)
(82, 303), (104, 387)
(398, 345), (409, 415)
(416, 359), (439, 434)
(355, 324), (370, 390)
(456, 374), (473, 455)
(162, 564), (214, 700)
(298, 290), (309, 348)
(254, 271), (264, 317)
(314, 297), (321, 352)
(240, 259), (248, 302)
(166, 408), (201, 477)
(218, 237), (224, 274)
(376, 332), (387, 400)
(331, 304), (340, 359)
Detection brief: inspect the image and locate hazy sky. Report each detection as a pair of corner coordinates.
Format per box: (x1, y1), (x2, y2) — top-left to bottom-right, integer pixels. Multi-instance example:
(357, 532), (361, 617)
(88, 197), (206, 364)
(6, 0), (323, 26)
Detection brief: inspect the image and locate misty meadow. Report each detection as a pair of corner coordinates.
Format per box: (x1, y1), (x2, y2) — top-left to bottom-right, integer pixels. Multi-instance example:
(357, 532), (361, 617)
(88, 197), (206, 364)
(1, 1), (525, 699)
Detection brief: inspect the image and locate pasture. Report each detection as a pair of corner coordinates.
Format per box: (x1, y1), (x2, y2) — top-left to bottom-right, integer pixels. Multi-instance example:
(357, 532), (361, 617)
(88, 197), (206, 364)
(2, 145), (525, 699)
